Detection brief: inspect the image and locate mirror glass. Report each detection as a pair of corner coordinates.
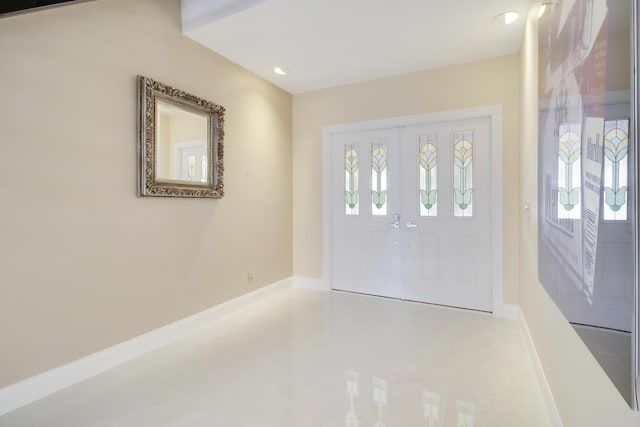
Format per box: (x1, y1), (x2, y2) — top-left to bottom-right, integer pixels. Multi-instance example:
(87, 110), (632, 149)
(155, 100), (209, 184)
(537, 0), (638, 408)
(138, 75), (225, 198)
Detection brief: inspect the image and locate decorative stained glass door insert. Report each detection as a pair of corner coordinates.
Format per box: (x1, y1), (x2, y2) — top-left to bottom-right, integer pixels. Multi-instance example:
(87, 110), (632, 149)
(419, 135), (438, 217)
(453, 131), (474, 217)
(344, 144), (360, 215)
(371, 141), (388, 216)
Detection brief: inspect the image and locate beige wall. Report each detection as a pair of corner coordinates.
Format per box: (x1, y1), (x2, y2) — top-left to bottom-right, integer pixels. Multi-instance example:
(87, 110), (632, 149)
(518, 6), (640, 426)
(0, 0), (292, 387)
(292, 55), (521, 305)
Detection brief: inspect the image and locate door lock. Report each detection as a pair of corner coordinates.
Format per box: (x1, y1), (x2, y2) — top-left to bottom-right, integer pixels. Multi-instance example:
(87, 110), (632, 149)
(386, 213), (400, 229)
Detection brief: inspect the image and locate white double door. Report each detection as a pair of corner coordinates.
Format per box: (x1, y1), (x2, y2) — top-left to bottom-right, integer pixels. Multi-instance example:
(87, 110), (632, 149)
(331, 117), (493, 311)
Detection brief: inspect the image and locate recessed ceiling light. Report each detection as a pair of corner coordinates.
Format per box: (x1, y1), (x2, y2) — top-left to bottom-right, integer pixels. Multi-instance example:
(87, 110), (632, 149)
(493, 11), (519, 25)
(538, 2), (557, 18)
(274, 67), (288, 76)
(538, 5), (547, 18)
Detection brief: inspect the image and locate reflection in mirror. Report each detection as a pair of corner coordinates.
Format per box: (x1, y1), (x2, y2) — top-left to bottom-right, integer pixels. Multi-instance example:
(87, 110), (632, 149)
(537, 0), (638, 408)
(372, 376), (388, 427)
(345, 370), (359, 427)
(138, 75), (225, 198)
(155, 100), (208, 183)
(423, 391), (441, 427)
(341, 373), (480, 425)
(456, 400), (476, 427)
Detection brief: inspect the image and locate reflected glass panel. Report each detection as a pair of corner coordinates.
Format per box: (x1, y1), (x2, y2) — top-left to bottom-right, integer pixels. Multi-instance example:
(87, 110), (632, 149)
(603, 119), (630, 220)
(538, 0), (637, 407)
(557, 123), (582, 219)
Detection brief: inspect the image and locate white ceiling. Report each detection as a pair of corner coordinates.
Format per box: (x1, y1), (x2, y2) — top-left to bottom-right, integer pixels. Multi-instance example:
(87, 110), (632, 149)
(182, 0), (532, 94)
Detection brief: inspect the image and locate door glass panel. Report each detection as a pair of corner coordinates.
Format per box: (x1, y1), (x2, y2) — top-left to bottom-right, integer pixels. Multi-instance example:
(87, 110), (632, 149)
(201, 155), (207, 183)
(557, 123), (581, 219)
(453, 131), (473, 217)
(345, 144), (359, 215)
(371, 141), (388, 216)
(419, 135), (438, 217)
(603, 119), (629, 221)
(187, 155), (196, 180)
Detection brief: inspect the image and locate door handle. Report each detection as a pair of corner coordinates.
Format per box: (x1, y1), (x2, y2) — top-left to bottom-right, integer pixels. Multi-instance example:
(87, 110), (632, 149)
(405, 221), (419, 229)
(387, 213), (400, 229)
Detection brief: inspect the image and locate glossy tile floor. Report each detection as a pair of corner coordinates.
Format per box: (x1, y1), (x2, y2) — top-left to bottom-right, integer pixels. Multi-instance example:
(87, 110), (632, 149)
(0, 289), (550, 427)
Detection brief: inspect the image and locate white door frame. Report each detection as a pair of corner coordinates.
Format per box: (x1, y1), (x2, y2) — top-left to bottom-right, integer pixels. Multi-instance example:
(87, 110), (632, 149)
(321, 105), (507, 316)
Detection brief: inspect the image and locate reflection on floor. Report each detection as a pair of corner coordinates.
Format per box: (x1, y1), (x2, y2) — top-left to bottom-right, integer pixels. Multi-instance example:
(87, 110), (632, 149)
(0, 289), (550, 427)
(573, 323), (632, 407)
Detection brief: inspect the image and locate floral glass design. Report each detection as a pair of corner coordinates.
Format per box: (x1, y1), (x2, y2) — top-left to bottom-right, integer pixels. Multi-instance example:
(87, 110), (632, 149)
(557, 123), (581, 219)
(419, 135), (438, 217)
(371, 141), (388, 216)
(603, 119), (629, 221)
(453, 131), (473, 217)
(201, 155), (207, 183)
(187, 155), (196, 180)
(344, 144), (359, 215)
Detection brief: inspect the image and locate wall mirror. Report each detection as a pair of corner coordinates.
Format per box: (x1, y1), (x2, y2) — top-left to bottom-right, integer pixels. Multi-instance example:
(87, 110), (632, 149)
(537, 0), (638, 408)
(137, 75), (225, 198)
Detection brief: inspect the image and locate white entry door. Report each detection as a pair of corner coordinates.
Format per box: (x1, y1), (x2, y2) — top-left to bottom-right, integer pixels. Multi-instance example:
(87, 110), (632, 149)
(331, 128), (403, 298)
(331, 116), (493, 311)
(401, 118), (492, 311)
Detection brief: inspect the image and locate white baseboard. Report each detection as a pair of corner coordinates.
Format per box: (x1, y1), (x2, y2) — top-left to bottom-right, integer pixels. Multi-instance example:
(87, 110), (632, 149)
(492, 303), (520, 320)
(503, 304), (520, 320)
(518, 308), (564, 427)
(292, 276), (330, 291)
(0, 277), (293, 416)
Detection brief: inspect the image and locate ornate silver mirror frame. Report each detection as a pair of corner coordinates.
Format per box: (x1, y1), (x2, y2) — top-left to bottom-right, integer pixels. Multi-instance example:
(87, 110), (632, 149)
(137, 75), (225, 198)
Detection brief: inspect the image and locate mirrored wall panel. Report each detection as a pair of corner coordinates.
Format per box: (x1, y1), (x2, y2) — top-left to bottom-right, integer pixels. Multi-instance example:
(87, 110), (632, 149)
(538, 0), (638, 408)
